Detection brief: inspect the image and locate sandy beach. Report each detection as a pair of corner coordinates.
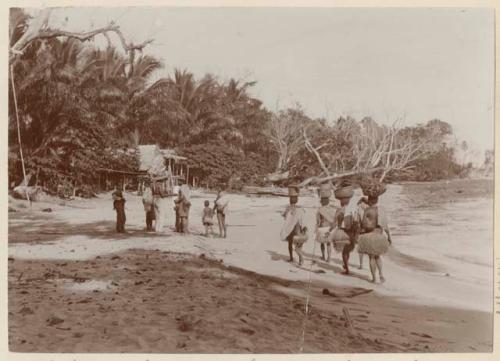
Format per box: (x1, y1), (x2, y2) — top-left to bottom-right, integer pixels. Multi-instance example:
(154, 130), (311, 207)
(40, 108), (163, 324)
(8, 180), (494, 352)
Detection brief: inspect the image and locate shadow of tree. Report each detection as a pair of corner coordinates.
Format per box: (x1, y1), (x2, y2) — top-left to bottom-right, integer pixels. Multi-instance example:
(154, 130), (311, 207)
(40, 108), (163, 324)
(9, 213), (172, 244)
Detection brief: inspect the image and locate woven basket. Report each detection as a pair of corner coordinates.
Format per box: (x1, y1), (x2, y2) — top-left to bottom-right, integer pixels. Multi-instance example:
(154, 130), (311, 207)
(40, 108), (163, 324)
(334, 186), (354, 199)
(315, 226), (331, 244)
(329, 227), (351, 252)
(293, 233), (308, 245)
(333, 240), (350, 253)
(360, 178), (386, 198)
(357, 230), (389, 255)
(328, 228), (349, 242)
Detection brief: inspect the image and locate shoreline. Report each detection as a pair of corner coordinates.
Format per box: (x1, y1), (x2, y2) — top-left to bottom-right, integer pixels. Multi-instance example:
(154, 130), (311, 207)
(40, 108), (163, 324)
(8, 183), (493, 313)
(7, 180), (494, 352)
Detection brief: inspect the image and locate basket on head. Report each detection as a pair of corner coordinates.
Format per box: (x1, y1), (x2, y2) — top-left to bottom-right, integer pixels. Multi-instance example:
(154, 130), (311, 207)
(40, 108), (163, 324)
(288, 185), (300, 197)
(334, 184), (354, 199)
(360, 177), (386, 198)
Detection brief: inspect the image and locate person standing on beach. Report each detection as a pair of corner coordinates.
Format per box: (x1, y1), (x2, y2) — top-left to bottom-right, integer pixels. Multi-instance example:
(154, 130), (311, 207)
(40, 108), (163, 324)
(202, 200), (215, 236)
(214, 188), (229, 238)
(357, 178), (392, 283)
(330, 181), (360, 275)
(174, 191), (182, 232)
(315, 183), (337, 262)
(280, 185), (307, 265)
(112, 189), (126, 233)
(177, 184), (191, 233)
(142, 181), (155, 231)
(356, 196), (370, 269)
(153, 180), (167, 232)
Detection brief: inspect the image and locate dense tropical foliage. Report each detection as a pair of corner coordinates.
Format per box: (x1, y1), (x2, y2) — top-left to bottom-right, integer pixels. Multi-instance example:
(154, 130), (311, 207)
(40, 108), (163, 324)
(8, 9), (488, 194)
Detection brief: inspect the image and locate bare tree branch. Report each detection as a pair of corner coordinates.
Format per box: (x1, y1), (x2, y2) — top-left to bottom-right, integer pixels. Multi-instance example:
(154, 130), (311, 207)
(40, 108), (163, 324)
(9, 11), (154, 75)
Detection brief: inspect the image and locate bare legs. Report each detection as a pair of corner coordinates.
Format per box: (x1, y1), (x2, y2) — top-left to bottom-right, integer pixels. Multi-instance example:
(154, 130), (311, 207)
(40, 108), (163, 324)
(341, 242), (355, 275)
(287, 237), (304, 265)
(204, 224), (214, 237)
(368, 255), (385, 283)
(376, 256), (385, 283)
(217, 212), (227, 238)
(295, 244), (304, 265)
(287, 237), (294, 262)
(320, 243), (332, 262)
(358, 252), (364, 269)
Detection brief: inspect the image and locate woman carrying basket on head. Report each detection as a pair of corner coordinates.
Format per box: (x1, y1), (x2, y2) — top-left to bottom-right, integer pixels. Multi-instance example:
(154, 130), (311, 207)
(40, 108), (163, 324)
(328, 181), (360, 275)
(357, 178), (392, 283)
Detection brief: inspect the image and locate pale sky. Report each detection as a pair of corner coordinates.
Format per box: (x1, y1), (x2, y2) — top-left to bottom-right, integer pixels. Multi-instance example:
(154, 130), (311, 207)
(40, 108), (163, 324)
(28, 7), (494, 152)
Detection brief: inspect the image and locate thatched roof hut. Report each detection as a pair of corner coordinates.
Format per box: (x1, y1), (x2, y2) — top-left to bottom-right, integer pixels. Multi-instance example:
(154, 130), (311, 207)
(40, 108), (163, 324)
(137, 145), (162, 172)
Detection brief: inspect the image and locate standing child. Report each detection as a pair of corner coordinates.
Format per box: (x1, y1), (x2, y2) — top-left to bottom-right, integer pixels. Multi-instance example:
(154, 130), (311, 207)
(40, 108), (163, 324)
(112, 190), (126, 233)
(202, 200), (215, 237)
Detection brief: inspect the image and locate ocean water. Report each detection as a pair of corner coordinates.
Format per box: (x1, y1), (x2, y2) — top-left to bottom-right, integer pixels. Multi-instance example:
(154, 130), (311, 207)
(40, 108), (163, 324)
(384, 180), (494, 284)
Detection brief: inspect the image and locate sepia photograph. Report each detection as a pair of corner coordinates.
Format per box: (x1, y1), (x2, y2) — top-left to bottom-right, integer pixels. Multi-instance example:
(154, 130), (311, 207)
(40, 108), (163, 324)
(5, 2), (496, 357)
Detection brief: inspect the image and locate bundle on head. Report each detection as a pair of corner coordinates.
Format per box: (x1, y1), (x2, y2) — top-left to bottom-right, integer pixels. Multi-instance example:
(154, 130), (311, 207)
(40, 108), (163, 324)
(359, 177), (386, 198)
(334, 179), (354, 199)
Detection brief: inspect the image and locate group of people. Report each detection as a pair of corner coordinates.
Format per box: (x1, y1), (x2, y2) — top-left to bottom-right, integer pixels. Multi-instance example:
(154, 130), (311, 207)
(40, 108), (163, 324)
(112, 181), (229, 238)
(113, 176), (391, 284)
(280, 178), (392, 284)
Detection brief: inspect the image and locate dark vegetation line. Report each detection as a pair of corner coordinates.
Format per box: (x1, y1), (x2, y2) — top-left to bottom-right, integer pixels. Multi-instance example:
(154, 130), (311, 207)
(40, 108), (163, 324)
(8, 8), (492, 198)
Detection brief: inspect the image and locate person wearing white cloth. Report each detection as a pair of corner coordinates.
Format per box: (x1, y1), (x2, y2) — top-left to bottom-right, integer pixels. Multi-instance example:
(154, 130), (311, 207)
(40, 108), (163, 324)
(153, 180), (168, 232)
(280, 186), (307, 265)
(315, 184), (337, 263)
(142, 181), (155, 231)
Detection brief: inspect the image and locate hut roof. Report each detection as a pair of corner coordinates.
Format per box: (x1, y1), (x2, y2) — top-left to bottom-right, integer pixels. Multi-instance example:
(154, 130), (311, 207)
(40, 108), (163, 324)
(137, 144), (162, 172)
(137, 145), (187, 173)
(160, 149), (187, 161)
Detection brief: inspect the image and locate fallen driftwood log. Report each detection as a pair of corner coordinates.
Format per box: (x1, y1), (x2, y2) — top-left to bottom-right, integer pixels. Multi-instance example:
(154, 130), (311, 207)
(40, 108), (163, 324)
(243, 186), (289, 197)
(243, 186), (315, 197)
(265, 171), (289, 183)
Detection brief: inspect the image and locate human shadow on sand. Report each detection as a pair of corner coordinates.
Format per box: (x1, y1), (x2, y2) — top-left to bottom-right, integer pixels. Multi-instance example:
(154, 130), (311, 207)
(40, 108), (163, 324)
(266, 250), (372, 282)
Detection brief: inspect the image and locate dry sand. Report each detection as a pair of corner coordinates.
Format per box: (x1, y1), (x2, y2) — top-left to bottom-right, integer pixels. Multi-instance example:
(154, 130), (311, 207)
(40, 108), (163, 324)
(7, 183), (494, 352)
(8, 250), (492, 353)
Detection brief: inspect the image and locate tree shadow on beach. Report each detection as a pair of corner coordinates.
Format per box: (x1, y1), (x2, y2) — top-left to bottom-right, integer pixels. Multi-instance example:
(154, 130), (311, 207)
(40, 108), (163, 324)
(9, 213), (173, 244)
